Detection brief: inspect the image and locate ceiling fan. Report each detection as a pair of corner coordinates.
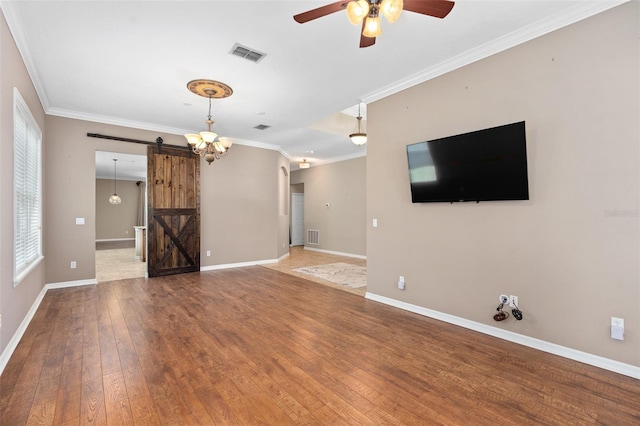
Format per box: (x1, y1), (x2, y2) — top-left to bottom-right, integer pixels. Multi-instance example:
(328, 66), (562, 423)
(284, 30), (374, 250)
(294, 0), (455, 48)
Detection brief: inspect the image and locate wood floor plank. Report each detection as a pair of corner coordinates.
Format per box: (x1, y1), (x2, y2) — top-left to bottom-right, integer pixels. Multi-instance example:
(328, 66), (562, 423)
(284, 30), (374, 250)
(80, 287), (107, 425)
(1, 291), (58, 425)
(53, 288), (85, 424)
(1, 249), (639, 425)
(26, 289), (73, 425)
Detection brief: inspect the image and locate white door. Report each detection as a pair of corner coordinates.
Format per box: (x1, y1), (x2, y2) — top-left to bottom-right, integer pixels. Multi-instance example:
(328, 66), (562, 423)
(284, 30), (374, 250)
(291, 193), (304, 246)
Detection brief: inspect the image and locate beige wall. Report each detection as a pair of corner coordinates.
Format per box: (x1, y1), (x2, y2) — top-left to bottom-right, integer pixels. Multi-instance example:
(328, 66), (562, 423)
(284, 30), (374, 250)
(367, 2), (639, 366)
(199, 144), (289, 266)
(291, 157), (366, 256)
(44, 116), (289, 282)
(44, 116), (150, 284)
(291, 183), (304, 194)
(95, 178), (140, 240)
(0, 11), (47, 355)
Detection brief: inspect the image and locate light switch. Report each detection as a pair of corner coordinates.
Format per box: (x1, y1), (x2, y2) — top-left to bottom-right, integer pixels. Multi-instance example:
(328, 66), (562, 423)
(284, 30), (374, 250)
(372, 218), (378, 228)
(76, 217), (85, 225)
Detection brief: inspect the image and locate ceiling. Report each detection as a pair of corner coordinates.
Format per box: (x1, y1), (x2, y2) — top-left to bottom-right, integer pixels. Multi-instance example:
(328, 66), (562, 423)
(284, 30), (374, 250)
(2, 0), (623, 178)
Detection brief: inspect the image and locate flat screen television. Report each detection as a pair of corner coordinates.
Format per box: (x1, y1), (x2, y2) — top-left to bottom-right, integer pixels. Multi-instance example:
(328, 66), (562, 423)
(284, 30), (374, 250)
(406, 121), (529, 203)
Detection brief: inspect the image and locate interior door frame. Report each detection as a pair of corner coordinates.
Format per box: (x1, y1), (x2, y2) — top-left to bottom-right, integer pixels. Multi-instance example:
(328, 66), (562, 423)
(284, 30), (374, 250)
(291, 192), (304, 246)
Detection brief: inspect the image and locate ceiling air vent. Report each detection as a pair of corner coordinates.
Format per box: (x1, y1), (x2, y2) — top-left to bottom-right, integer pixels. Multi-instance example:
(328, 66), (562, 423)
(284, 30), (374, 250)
(254, 124), (271, 130)
(230, 43), (266, 63)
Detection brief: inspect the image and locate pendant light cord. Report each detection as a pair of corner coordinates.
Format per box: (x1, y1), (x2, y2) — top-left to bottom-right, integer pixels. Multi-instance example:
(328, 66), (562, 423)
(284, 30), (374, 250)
(113, 159), (118, 194)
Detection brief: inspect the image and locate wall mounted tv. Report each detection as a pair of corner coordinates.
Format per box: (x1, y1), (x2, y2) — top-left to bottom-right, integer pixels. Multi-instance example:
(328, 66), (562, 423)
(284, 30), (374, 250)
(406, 121), (529, 203)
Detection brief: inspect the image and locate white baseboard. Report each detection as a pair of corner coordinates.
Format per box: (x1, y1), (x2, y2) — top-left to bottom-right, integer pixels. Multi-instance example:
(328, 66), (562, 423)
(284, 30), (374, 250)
(365, 292), (640, 380)
(46, 278), (97, 290)
(278, 251), (290, 262)
(304, 246), (366, 260)
(0, 279), (98, 376)
(95, 238), (135, 242)
(201, 258), (279, 271)
(0, 286), (47, 375)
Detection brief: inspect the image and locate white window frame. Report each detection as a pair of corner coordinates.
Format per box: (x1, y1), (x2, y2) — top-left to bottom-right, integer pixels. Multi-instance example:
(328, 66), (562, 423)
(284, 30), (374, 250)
(13, 88), (43, 287)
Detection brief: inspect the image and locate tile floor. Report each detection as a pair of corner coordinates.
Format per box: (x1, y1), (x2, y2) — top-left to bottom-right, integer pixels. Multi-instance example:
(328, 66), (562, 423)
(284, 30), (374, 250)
(95, 241), (146, 282)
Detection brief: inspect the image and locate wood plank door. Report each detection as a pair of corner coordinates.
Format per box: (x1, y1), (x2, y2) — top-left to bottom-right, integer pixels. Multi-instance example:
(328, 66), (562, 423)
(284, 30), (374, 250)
(147, 146), (200, 277)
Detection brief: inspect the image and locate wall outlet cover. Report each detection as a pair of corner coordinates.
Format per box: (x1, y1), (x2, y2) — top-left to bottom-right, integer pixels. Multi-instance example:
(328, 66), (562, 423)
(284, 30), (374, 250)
(611, 317), (624, 328)
(611, 325), (624, 340)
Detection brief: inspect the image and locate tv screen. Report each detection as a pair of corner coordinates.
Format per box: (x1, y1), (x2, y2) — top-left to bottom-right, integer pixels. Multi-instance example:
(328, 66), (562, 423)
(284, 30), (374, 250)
(406, 121), (529, 203)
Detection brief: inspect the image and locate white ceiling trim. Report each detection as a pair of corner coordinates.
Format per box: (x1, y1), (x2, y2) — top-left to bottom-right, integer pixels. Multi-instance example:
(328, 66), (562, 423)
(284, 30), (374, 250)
(1, 1), (50, 112)
(48, 107), (190, 135)
(292, 150), (366, 171)
(362, 0), (628, 104)
(48, 107), (287, 155)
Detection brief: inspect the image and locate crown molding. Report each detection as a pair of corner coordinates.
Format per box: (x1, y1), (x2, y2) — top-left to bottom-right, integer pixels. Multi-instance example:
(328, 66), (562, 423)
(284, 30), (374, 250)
(1, 1), (50, 112)
(361, 1), (628, 104)
(292, 150), (366, 171)
(47, 107), (192, 135)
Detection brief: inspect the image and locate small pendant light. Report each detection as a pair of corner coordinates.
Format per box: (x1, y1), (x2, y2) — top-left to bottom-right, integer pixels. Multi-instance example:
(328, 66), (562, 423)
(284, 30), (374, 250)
(349, 103), (367, 145)
(109, 159), (122, 205)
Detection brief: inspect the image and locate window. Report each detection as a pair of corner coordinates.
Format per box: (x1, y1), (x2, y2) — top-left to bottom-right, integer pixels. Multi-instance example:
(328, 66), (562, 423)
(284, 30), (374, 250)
(13, 88), (43, 286)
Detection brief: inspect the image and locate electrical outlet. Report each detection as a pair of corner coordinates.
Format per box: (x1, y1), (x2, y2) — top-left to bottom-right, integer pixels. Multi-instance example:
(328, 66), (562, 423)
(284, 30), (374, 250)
(611, 317), (624, 340)
(397, 276), (405, 290)
(509, 295), (518, 308)
(206, 250), (211, 257)
(70, 261), (77, 269)
(499, 294), (509, 304)
(611, 317), (624, 328)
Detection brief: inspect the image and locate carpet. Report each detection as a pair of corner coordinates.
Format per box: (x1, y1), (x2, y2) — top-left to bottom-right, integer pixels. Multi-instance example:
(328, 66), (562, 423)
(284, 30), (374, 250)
(293, 262), (367, 288)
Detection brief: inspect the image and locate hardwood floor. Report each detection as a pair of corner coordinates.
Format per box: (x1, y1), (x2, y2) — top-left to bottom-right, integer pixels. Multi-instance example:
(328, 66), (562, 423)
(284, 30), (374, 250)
(1, 266), (639, 425)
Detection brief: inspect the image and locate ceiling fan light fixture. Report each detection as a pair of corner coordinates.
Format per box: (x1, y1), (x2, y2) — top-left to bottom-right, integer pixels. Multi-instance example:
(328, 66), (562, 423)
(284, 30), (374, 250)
(346, 0), (370, 25)
(363, 15), (382, 37)
(380, 0), (403, 23)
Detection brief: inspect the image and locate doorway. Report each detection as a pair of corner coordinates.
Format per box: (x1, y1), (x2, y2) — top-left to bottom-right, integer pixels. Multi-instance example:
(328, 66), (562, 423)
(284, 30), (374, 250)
(95, 151), (147, 281)
(291, 192), (304, 246)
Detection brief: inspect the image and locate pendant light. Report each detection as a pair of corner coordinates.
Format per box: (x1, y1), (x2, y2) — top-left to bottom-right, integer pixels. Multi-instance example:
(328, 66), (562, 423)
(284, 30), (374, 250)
(109, 159), (122, 205)
(349, 103), (367, 146)
(299, 159), (311, 169)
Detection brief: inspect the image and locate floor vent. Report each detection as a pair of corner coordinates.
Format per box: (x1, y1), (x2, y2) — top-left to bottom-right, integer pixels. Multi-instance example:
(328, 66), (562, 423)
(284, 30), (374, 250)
(254, 124), (271, 130)
(307, 229), (320, 245)
(230, 43), (266, 63)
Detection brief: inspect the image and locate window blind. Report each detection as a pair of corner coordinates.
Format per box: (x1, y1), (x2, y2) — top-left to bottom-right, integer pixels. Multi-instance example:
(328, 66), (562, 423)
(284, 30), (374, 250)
(14, 88), (43, 285)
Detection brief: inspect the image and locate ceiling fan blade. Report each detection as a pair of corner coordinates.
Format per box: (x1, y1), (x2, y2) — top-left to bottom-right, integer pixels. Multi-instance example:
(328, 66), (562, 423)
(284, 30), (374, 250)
(294, 1), (349, 24)
(359, 20), (376, 48)
(403, 0), (455, 19)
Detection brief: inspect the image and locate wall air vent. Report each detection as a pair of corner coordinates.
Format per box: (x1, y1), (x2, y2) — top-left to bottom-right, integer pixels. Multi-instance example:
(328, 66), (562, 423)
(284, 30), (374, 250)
(230, 43), (266, 63)
(254, 124), (271, 130)
(307, 229), (320, 245)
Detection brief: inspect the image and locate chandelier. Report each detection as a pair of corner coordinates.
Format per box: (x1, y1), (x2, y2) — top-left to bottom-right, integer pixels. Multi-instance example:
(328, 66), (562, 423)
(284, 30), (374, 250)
(108, 159), (122, 205)
(349, 103), (367, 146)
(346, 0), (403, 37)
(184, 79), (234, 165)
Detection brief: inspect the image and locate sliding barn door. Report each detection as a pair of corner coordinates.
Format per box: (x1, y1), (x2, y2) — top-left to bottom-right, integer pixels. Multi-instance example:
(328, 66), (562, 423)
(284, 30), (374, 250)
(147, 146), (200, 277)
